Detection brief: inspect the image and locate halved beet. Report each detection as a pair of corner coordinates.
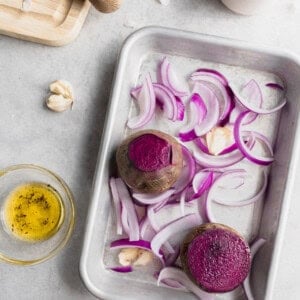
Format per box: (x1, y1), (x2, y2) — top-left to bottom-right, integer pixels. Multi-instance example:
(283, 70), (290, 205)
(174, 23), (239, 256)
(116, 130), (183, 193)
(180, 223), (251, 293)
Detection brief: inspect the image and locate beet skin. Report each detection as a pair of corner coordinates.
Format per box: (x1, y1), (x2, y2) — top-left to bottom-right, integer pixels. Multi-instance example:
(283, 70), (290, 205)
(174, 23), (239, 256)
(181, 223), (251, 293)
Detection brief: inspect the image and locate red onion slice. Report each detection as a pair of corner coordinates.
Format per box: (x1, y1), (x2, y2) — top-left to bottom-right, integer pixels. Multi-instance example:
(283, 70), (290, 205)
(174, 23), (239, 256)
(173, 146), (196, 193)
(175, 97), (185, 121)
(127, 73), (156, 129)
(110, 238), (152, 251)
(179, 93), (207, 142)
(192, 84), (220, 137)
(192, 171), (214, 199)
(157, 267), (215, 300)
(231, 79), (286, 114)
(140, 218), (156, 241)
(234, 111), (274, 165)
(213, 170), (267, 206)
(191, 74), (231, 122)
(159, 57), (188, 97)
(243, 238), (266, 300)
(206, 170), (267, 222)
(132, 189), (175, 206)
(115, 178), (140, 241)
(151, 214), (202, 260)
(108, 266), (133, 273)
(193, 68), (229, 86)
(265, 83), (284, 90)
(109, 178), (123, 235)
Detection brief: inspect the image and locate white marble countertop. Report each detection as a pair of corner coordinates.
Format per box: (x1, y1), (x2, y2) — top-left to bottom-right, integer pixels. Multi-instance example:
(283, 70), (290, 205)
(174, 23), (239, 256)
(1, 0), (300, 299)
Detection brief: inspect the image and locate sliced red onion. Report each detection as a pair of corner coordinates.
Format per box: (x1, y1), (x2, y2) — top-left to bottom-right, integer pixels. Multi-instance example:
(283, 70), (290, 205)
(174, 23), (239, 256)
(213, 170), (267, 207)
(157, 267), (215, 300)
(131, 83), (185, 122)
(109, 178), (123, 235)
(140, 218), (156, 241)
(115, 178), (140, 241)
(191, 72), (232, 122)
(127, 73), (156, 129)
(175, 97), (185, 120)
(159, 57), (188, 97)
(132, 189), (175, 205)
(243, 238), (266, 300)
(194, 68), (229, 85)
(110, 238), (152, 251)
(265, 83), (284, 90)
(153, 84), (178, 121)
(173, 146), (196, 193)
(234, 111), (274, 165)
(192, 84), (220, 137)
(194, 137), (209, 154)
(180, 189), (187, 216)
(231, 80), (286, 114)
(193, 147), (246, 168)
(243, 130), (274, 156)
(164, 246), (180, 267)
(151, 214), (201, 260)
(108, 266), (133, 273)
(179, 93), (207, 142)
(121, 205), (130, 236)
(192, 171), (214, 199)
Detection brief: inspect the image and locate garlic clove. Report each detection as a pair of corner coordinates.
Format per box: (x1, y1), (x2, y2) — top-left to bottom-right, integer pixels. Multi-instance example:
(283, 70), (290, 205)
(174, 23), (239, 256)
(46, 94), (73, 113)
(206, 126), (235, 156)
(133, 250), (153, 266)
(118, 248), (139, 266)
(50, 80), (74, 100)
(90, 0), (122, 13)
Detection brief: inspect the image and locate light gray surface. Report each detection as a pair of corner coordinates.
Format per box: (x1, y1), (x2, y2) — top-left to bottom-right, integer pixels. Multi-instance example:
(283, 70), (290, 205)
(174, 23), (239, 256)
(0, 0), (300, 299)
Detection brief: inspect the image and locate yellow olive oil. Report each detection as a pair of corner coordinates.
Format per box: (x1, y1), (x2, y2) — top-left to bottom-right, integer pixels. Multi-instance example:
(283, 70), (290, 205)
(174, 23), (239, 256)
(4, 183), (64, 241)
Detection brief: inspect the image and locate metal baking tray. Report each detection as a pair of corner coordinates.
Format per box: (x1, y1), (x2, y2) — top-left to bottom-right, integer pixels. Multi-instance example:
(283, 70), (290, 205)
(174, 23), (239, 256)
(80, 26), (300, 300)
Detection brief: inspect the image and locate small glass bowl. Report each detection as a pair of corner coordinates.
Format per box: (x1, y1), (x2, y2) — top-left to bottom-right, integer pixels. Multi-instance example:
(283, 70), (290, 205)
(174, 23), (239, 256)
(0, 164), (75, 265)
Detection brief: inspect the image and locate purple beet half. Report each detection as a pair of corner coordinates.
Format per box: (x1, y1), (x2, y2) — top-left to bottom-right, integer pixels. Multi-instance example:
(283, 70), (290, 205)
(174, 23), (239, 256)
(180, 223), (251, 293)
(116, 130), (183, 193)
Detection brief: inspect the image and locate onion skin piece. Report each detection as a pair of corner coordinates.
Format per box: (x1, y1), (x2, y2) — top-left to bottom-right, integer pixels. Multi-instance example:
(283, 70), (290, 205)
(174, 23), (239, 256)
(116, 130), (183, 193)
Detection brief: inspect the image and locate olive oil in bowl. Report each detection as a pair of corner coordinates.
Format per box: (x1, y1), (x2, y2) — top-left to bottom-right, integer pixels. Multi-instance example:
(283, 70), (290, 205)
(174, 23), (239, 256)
(4, 183), (64, 241)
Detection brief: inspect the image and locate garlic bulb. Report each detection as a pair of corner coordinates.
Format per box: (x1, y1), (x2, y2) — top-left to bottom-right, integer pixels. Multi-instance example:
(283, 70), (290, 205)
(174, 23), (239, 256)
(46, 95), (73, 112)
(90, 0), (122, 13)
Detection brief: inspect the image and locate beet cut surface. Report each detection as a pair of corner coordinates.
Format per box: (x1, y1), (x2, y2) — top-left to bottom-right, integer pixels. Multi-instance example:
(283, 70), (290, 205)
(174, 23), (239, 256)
(181, 223), (251, 293)
(128, 134), (171, 172)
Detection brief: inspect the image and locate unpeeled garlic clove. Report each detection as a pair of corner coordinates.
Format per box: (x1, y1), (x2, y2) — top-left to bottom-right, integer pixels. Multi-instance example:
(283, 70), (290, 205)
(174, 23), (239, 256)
(118, 248), (139, 266)
(133, 250), (153, 266)
(90, 0), (122, 13)
(50, 80), (74, 100)
(46, 94), (73, 113)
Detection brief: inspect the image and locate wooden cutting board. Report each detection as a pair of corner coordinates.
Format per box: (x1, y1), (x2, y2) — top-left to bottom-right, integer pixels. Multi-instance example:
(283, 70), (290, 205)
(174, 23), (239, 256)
(0, 0), (90, 46)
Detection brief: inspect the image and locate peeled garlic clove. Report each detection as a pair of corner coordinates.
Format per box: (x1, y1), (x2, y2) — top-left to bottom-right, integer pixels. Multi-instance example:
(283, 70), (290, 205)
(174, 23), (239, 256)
(50, 80), (74, 100)
(90, 0), (122, 13)
(46, 94), (73, 112)
(206, 126), (235, 156)
(133, 250), (153, 266)
(118, 248), (139, 266)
